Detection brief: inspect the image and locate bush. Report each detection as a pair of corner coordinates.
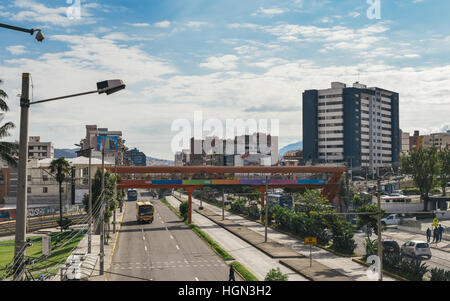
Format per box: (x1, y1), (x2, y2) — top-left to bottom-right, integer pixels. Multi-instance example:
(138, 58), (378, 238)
(248, 205), (260, 220)
(264, 268), (288, 281)
(230, 262), (259, 281)
(383, 253), (428, 281)
(230, 199), (245, 214)
(402, 188), (421, 195)
(430, 267), (450, 281)
(179, 201), (189, 221)
(57, 217), (72, 230)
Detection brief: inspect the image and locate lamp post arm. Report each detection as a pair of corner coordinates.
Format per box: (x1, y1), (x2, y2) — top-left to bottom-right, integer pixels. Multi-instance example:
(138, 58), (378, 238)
(30, 90), (99, 105)
(0, 23), (34, 35)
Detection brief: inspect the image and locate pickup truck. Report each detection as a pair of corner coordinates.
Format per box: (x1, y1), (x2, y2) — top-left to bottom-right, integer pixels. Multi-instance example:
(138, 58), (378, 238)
(381, 214), (401, 226)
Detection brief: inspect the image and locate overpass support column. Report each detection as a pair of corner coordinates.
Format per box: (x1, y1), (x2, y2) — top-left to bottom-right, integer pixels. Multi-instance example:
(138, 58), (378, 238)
(258, 187), (266, 208)
(186, 186), (196, 224)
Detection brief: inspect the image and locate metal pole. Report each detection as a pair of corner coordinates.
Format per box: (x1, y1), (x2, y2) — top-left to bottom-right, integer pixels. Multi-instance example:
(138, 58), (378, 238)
(113, 156), (117, 234)
(310, 245), (312, 268)
(59, 174), (63, 233)
(88, 149), (92, 253)
(222, 188), (225, 221)
(377, 177), (383, 281)
(14, 73), (30, 281)
(265, 175), (269, 243)
(100, 148), (105, 275)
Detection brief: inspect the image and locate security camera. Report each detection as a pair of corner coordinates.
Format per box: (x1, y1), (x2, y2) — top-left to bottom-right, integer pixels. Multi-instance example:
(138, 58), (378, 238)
(35, 30), (44, 42)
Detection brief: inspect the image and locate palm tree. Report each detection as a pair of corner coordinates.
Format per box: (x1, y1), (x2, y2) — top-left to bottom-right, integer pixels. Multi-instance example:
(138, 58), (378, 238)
(49, 158), (71, 232)
(0, 79), (18, 166)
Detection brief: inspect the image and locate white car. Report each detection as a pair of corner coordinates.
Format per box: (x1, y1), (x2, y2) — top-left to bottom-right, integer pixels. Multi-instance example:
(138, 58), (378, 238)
(401, 240), (432, 259)
(381, 214), (401, 225)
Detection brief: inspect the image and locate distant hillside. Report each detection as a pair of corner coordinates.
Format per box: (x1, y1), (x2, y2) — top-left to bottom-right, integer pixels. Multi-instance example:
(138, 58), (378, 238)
(146, 156), (174, 166)
(279, 141), (302, 158)
(54, 148), (79, 158)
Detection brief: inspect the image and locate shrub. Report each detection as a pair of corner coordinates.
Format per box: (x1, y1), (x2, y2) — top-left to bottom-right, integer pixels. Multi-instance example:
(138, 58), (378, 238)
(402, 188), (420, 195)
(264, 268), (288, 281)
(430, 267), (450, 281)
(230, 199), (245, 214)
(179, 201), (189, 221)
(57, 217), (72, 230)
(383, 253), (428, 281)
(248, 205), (260, 220)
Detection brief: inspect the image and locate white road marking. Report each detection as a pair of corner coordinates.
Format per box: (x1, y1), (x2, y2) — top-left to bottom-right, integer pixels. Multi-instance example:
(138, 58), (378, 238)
(176, 245), (180, 250)
(170, 235), (174, 240)
(195, 277), (199, 281)
(144, 246), (147, 251)
(143, 236), (145, 240)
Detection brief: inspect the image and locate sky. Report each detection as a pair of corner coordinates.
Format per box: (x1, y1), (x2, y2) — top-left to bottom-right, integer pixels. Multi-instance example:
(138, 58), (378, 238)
(0, 0), (449, 160)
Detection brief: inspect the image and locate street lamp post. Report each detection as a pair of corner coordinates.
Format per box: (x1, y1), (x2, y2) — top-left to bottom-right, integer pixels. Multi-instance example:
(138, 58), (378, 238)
(13, 75), (125, 280)
(75, 144), (94, 253)
(100, 147), (105, 275)
(0, 22), (44, 42)
(377, 177), (382, 281)
(264, 174), (270, 243)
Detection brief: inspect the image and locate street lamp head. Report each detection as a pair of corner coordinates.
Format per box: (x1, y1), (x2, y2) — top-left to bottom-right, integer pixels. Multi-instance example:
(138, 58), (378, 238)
(97, 79), (126, 95)
(34, 29), (44, 42)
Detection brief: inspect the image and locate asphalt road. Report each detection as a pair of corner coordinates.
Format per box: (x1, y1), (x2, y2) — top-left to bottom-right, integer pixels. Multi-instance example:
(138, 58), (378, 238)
(108, 196), (233, 281)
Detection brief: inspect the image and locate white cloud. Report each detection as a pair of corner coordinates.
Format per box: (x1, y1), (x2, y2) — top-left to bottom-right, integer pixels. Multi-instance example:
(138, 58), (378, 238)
(252, 7), (286, 17)
(199, 55), (239, 70)
(185, 21), (208, 28)
(154, 20), (171, 28)
(127, 23), (151, 27)
(6, 45), (26, 55)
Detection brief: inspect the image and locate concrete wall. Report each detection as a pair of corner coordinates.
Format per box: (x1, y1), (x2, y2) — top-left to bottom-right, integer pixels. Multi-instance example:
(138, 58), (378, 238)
(380, 202), (424, 213)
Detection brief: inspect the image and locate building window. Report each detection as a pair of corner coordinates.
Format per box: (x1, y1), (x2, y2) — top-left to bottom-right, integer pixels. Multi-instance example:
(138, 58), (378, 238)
(43, 175), (48, 181)
(60, 187), (64, 193)
(43, 187), (48, 193)
(27, 175), (31, 181)
(27, 187), (31, 194)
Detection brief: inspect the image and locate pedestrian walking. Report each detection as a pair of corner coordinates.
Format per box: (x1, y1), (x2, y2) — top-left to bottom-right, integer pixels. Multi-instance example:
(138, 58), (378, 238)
(438, 224), (444, 243)
(228, 265), (235, 281)
(433, 227), (439, 244)
(426, 228), (431, 243)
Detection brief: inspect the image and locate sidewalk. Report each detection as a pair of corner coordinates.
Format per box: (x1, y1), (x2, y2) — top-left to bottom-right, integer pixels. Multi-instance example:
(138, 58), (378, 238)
(175, 193), (395, 281)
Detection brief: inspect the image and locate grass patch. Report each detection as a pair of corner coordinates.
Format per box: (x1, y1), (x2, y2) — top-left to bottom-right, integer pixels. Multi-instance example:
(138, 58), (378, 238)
(0, 230), (85, 279)
(189, 225), (234, 261)
(230, 261), (259, 281)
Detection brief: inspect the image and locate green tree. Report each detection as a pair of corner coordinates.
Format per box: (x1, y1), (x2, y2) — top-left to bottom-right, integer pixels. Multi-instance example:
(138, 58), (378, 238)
(294, 189), (331, 212)
(0, 79), (18, 166)
(264, 268), (288, 281)
(49, 158), (71, 232)
(401, 148), (439, 211)
(355, 204), (385, 235)
(83, 169), (117, 229)
(437, 148), (450, 196)
(179, 201), (189, 221)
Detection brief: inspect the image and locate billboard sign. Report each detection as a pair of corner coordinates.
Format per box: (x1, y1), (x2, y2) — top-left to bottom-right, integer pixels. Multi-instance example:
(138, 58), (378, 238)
(97, 136), (119, 152)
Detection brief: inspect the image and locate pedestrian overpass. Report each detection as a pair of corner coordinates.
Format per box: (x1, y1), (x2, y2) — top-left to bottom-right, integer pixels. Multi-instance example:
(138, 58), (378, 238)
(106, 166), (346, 224)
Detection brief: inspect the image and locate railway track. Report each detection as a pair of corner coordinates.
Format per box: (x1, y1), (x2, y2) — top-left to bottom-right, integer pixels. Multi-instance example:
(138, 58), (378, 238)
(0, 212), (88, 236)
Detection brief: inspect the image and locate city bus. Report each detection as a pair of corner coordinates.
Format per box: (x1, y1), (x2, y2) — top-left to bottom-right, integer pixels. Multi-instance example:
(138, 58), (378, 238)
(136, 201), (154, 224)
(267, 194), (293, 209)
(127, 189), (138, 202)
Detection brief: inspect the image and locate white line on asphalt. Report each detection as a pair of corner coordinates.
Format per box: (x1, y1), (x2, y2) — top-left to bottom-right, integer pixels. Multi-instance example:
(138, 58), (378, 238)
(144, 246), (148, 251)
(170, 235), (174, 240)
(143, 236), (145, 240)
(195, 277), (199, 281)
(184, 259), (189, 264)
(176, 245), (180, 250)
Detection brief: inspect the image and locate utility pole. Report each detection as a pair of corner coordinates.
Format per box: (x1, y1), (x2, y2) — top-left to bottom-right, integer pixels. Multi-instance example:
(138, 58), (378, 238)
(222, 188), (225, 221)
(13, 73), (30, 280)
(264, 175), (269, 242)
(377, 176), (383, 281)
(113, 155), (117, 234)
(99, 147), (105, 275)
(88, 148), (92, 253)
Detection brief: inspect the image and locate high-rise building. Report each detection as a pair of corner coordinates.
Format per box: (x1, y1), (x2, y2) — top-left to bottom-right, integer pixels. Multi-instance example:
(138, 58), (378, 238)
(302, 82), (400, 177)
(77, 125), (126, 165)
(28, 136), (54, 159)
(124, 148), (147, 166)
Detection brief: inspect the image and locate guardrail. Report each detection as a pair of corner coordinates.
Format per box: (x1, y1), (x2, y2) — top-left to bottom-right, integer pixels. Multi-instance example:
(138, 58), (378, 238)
(0, 212), (87, 236)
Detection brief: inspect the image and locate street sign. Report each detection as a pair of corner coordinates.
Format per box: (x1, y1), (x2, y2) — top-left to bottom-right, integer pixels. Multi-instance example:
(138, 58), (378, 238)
(433, 218), (440, 227)
(304, 237), (317, 246)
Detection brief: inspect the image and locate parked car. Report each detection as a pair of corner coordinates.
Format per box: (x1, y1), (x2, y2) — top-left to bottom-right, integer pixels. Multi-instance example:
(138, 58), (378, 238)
(381, 239), (400, 255)
(381, 214), (401, 226)
(401, 240), (432, 259)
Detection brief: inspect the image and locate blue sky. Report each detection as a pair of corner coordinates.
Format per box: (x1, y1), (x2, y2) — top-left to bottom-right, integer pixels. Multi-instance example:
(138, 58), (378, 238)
(0, 0), (449, 160)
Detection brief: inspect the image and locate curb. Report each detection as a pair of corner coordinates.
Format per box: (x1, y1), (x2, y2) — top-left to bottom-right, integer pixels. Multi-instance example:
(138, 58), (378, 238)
(351, 258), (409, 281)
(105, 204), (126, 281)
(278, 260), (314, 281)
